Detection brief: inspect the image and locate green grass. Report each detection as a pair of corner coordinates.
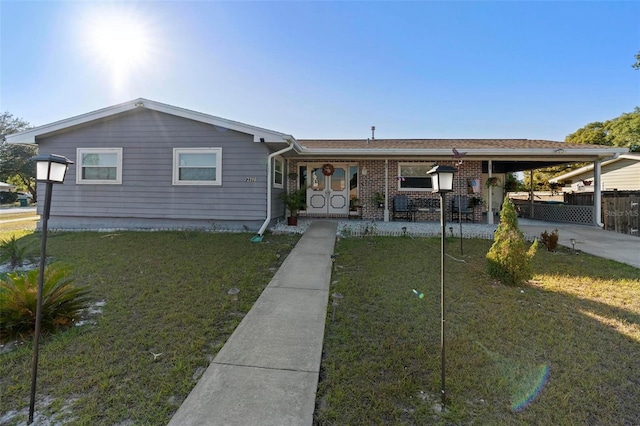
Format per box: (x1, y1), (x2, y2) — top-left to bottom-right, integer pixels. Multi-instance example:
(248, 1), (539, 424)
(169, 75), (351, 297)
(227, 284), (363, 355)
(3, 228), (639, 425)
(0, 230), (300, 425)
(316, 236), (640, 425)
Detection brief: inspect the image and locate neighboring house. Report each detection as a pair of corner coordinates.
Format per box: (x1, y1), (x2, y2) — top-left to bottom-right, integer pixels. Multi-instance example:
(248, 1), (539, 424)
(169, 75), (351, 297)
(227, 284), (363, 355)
(0, 182), (17, 204)
(0, 182), (16, 192)
(549, 154), (640, 192)
(6, 98), (628, 232)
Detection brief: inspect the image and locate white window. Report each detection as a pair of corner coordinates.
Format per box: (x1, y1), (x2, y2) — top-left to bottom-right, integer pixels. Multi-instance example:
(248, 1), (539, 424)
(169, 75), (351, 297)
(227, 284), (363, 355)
(76, 148), (123, 184)
(273, 156), (284, 188)
(398, 163), (433, 192)
(173, 148), (222, 185)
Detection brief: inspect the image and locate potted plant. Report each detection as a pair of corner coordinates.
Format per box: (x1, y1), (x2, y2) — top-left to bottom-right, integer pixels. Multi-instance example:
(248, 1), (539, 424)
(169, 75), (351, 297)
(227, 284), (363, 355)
(279, 187), (307, 226)
(372, 192), (385, 208)
(486, 176), (501, 188)
(349, 197), (361, 209)
(349, 196), (362, 218)
(468, 196), (484, 209)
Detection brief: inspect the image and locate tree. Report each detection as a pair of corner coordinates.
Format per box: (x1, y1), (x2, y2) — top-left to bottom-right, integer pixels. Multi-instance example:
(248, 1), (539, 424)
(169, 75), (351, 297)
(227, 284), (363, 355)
(504, 172), (526, 192)
(565, 121), (609, 146)
(633, 51), (640, 70)
(565, 108), (640, 152)
(0, 112), (38, 201)
(0, 112), (30, 135)
(486, 197), (538, 286)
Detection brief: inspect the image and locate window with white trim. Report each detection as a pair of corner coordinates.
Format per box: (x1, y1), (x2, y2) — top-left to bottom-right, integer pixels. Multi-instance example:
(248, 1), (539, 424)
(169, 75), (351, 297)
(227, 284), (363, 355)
(273, 156), (284, 188)
(173, 148), (222, 185)
(398, 163), (433, 191)
(76, 148), (123, 184)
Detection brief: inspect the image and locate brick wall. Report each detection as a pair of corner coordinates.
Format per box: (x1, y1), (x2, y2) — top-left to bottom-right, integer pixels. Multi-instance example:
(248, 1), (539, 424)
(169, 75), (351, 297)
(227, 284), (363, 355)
(287, 159), (484, 222)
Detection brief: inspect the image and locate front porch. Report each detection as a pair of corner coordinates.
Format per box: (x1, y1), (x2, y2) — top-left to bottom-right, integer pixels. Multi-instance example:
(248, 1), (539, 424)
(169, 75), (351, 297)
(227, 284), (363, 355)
(288, 159), (492, 224)
(281, 139), (628, 230)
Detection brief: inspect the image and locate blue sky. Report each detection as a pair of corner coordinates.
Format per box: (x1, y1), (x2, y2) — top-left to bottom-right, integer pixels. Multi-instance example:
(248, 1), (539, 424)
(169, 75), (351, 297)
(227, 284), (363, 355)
(1, 1), (638, 141)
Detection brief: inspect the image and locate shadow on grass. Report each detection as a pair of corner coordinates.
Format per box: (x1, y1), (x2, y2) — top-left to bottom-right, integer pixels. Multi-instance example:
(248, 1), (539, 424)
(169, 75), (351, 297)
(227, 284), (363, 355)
(316, 236), (640, 425)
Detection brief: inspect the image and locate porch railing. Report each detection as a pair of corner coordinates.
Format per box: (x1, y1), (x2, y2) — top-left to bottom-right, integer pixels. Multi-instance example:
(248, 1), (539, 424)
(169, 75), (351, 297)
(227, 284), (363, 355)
(515, 202), (594, 225)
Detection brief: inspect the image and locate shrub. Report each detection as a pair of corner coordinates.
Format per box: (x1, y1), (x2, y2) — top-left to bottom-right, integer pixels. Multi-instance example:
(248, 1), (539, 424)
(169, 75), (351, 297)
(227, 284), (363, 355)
(540, 229), (559, 252)
(0, 235), (31, 270)
(486, 196), (538, 286)
(0, 264), (90, 339)
(0, 191), (18, 204)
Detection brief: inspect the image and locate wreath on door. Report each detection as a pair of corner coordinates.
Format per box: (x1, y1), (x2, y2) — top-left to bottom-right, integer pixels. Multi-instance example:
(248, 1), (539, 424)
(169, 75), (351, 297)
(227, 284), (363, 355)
(322, 163), (335, 176)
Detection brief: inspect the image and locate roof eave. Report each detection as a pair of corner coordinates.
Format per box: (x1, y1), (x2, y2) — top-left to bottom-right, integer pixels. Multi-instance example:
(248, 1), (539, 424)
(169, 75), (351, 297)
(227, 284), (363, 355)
(295, 147), (628, 158)
(5, 98), (294, 144)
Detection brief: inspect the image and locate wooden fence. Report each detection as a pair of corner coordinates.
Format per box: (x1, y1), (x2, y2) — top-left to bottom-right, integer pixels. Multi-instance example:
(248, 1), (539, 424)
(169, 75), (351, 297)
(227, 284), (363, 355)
(601, 192), (639, 237)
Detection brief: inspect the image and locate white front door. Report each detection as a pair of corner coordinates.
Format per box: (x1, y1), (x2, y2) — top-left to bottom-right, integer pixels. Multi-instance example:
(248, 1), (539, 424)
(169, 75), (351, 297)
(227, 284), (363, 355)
(306, 164), (350, 216)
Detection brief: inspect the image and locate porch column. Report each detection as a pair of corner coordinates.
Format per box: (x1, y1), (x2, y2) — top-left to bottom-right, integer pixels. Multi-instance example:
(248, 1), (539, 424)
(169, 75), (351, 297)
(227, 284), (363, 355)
(529, 169), (534, 219)
(487, 160), (494, 224)
(594, 159), (603, 227)
(384, 159), (390, 222)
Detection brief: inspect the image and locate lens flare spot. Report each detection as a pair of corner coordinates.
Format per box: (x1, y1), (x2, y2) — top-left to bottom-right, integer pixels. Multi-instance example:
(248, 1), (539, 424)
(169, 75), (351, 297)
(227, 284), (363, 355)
(475, 341), (550, 412)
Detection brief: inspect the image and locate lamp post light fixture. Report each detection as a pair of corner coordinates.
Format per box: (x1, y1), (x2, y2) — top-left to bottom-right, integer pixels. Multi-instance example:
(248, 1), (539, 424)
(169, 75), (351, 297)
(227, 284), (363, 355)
(29, 154), (73, 424)
(427, 164), (457, 413)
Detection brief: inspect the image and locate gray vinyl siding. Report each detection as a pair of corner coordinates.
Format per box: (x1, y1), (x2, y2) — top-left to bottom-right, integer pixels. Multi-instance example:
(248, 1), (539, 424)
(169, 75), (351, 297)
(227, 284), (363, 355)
(36, 109), (281, 228)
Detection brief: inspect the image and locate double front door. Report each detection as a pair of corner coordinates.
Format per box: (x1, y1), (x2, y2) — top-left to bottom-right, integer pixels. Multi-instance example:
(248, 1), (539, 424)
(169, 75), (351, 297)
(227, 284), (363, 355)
(305, 163), (351, 216)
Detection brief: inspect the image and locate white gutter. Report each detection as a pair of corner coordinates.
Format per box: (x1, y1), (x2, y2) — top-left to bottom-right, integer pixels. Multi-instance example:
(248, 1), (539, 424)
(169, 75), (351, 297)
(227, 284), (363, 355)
(294, 148), (629, 158)
(257, 139), (295, 236)
(594, 160), (604, 227)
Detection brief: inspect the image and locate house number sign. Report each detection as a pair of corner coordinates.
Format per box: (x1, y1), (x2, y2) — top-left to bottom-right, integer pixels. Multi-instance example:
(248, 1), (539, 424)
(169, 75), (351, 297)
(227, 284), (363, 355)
(246, 177), (257, 182)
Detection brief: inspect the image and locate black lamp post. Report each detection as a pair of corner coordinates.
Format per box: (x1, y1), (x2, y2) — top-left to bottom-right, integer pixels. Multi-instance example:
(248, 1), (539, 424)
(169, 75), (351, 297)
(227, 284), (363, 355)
(427, 164), (457, 412)
(28, 154), (73, 424)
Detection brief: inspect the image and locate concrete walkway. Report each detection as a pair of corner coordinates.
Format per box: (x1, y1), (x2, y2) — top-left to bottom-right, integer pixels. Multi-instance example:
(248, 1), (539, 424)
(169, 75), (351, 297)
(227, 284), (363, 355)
(168, 221), (337, 426)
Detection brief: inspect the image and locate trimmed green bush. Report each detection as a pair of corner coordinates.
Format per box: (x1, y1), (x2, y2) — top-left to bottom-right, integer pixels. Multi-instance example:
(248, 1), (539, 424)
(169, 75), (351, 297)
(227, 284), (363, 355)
(0, 264), (90, 339)
(486, 197), (538, 285)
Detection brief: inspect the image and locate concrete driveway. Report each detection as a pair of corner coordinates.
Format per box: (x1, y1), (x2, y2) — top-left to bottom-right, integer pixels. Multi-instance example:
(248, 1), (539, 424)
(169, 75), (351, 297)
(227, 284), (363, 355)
(517, 219), (640, 269)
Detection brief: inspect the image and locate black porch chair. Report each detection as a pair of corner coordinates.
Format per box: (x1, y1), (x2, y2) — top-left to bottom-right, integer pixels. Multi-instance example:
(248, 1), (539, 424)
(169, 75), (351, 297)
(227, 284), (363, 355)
(392, 195), (416, 221)
(450, 195), (474, 222)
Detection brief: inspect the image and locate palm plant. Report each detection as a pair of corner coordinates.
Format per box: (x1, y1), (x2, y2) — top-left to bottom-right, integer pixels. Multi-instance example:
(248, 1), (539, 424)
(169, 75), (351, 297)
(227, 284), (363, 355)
(0, 264), (90, 339)
(0, 236), (31, 270)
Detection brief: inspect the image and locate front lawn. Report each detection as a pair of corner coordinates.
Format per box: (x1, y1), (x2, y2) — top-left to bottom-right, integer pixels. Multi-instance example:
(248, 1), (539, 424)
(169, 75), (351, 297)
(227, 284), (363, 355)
(316, 236), (640, 425)
(0, 230), (300, 425)
(3, 228), (639, 425)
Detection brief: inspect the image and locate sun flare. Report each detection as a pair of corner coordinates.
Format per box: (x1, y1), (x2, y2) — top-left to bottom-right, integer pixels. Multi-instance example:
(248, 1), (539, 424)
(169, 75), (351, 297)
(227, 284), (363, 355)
(80, 7), (155, 93)
(89, 17), (150, 67)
